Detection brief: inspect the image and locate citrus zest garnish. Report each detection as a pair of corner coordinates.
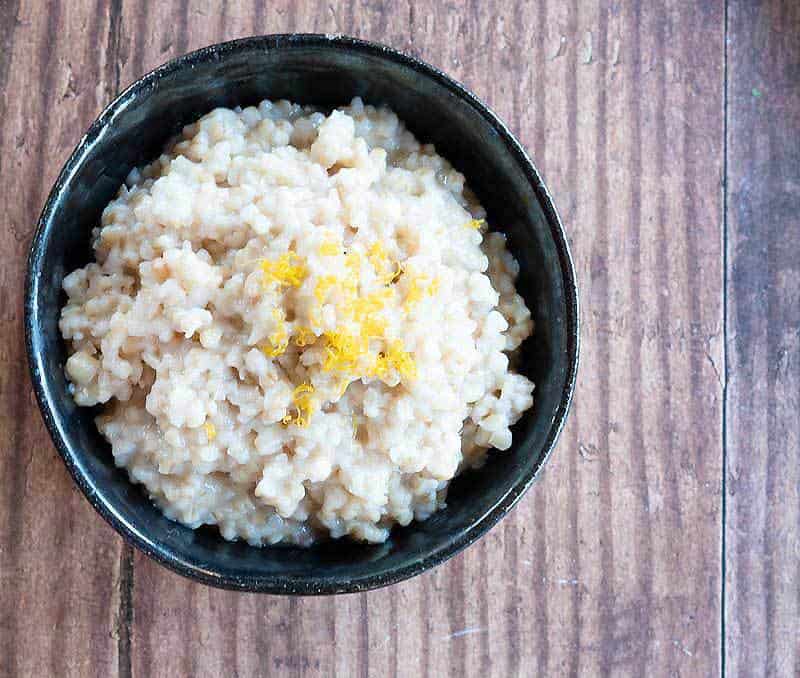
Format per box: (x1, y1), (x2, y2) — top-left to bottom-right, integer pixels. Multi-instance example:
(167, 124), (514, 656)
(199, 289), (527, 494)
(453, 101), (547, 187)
(369, 339), (417, 380)
(260, 251), (307, 287)
(361, 313), (387, 339)
(282, 382), (316, 427)
(465, 218), (485, 230)
(262, 329), (288, 357)
(404, 273), (439, 310)
(367, 241), (389, 273)
(367, 241), (403, 285)
(259, 241), (418, 388)
(344, 251), (361, 280)
(262, 308), (289, 357)
(388, 261), (404, 284)
(343, 287), (390, 318)
(318, 239), (341, 256)
(386, 340), (417, 380)
(315, 275), (338, 303)
(294, 326), (317, 347)
(322, 329), (368, 372)
(203, 422), (217, 441)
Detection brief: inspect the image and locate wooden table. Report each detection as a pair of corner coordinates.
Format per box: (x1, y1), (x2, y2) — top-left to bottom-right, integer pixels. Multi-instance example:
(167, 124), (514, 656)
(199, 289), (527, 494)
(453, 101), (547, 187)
(1, 1), (797, 676)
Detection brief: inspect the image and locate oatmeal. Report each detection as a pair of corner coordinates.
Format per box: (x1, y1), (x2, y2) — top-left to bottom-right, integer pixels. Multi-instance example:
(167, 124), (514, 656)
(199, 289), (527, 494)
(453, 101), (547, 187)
(59, 98), (534, 545)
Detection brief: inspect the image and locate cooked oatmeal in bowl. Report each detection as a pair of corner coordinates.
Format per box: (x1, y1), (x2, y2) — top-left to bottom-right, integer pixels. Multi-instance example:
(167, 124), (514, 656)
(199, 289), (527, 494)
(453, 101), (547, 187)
(58, 97), (535, 546)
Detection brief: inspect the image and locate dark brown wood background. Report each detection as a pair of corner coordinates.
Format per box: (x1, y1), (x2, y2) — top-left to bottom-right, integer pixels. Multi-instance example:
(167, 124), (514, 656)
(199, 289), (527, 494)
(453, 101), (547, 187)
(0, 1), (797, 676)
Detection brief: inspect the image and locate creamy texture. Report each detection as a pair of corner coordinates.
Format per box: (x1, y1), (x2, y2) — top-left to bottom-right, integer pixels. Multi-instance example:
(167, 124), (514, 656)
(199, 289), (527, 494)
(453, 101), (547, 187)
(59, 98), (535, 545)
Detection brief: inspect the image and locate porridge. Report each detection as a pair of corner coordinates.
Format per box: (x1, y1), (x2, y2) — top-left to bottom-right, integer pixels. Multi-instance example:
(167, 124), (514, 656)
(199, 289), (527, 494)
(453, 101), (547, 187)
(59, 98), (535, 545)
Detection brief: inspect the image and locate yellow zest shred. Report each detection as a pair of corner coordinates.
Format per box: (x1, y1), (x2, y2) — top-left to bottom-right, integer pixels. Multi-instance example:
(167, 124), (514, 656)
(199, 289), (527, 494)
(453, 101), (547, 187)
(404, 273), (439, 310)
(344, 251), (361, 281)
(258, 240), (418, 389)
(361, 313), (387, 339)
(465, 218), (485, 230)
(367, 241), (403, 285)
(404, 275), (425, 308)
(343, 287), (390, 318)
(318, 239), (342, 256)
(203, 422), (217, 441)
(367, 241), (389, 274)
(282, 382), (316, 427)
(314, 275), (338, 303)
(262, 308), (289, 357)
(293, 326), (317, 347)
(387, 341), (417, 379)
(322, 329), (368, 373)
(260, 251), (307, 287)
(369, 339), (417, 380)
(262, 329), (288, 357)
(367, 241), (386, 263)
(341, 274), (359, 296)
(341, 287), (392, 343)
(388, 261), (404, 284)
(309, 306), (322, 329)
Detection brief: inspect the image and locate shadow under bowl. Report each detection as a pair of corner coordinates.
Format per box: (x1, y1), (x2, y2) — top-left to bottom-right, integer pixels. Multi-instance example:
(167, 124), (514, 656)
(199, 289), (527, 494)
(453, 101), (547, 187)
(25, 34), (579, 594)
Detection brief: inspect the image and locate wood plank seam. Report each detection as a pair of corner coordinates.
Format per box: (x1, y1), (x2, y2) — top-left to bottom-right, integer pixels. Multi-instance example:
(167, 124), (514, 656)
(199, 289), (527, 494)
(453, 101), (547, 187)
(102, 1), (135, 675)
(721, 1), (730, 676)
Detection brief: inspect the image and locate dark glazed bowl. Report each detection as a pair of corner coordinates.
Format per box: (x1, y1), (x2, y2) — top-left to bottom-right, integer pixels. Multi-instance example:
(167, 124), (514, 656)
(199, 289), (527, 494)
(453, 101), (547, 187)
(25, 35), (579, 593)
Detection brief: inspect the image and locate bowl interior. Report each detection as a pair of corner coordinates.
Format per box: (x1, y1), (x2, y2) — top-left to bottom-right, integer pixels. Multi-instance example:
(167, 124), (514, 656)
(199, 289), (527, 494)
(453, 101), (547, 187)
(27, 36), (577, 592)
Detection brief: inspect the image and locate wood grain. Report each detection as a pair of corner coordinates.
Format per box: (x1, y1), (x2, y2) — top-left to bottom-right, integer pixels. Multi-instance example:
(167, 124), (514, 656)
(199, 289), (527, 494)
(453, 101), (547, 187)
(0, 0), (738, 676)
(725, 1), (800, 676)
(0, 2), (127, 677)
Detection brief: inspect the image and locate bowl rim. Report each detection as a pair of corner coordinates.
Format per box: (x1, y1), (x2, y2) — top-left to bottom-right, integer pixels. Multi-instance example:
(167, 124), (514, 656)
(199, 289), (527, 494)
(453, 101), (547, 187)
(24, 33), (580, 594)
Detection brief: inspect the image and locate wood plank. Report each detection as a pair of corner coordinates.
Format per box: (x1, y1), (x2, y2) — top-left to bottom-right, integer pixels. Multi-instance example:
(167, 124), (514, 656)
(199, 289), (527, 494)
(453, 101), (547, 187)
(0, 1), (128, 677)
(531, 1), (725, 673)
(114, 2), (726, 677)
(725, 1), (800, 675)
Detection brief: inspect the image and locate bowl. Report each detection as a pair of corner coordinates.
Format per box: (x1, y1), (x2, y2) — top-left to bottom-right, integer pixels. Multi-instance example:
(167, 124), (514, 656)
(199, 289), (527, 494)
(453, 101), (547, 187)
(25, 34), (579, 593)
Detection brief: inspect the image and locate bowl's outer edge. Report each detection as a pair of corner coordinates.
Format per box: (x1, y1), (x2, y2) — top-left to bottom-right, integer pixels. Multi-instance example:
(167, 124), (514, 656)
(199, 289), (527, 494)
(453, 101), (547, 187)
(24, 33), (580, 594)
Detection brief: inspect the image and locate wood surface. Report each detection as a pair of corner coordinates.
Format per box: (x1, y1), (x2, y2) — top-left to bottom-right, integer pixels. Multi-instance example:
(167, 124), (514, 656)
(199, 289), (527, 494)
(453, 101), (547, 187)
(725, 1), (800, 676)
(0, 1), (793, 676)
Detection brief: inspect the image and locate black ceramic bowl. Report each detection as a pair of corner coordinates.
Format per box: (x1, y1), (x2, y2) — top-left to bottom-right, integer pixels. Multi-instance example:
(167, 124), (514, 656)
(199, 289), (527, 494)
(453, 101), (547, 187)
(25, 34), (578, 593)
